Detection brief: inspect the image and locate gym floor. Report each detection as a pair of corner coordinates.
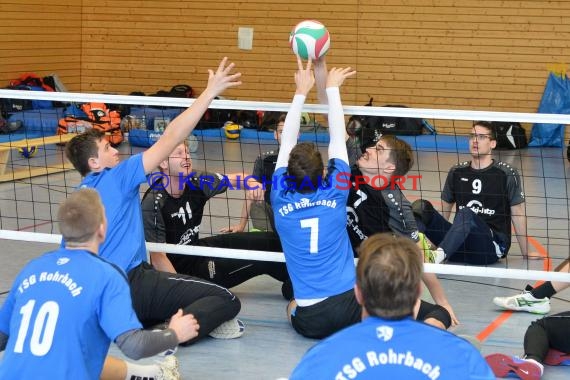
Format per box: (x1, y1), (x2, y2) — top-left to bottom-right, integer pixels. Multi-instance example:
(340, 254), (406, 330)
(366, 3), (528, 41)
(0, 135), (569, 379)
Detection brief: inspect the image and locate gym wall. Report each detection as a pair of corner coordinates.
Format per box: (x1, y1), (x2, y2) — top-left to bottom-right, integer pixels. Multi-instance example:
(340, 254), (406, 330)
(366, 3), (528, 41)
(1, 0), (570, 135)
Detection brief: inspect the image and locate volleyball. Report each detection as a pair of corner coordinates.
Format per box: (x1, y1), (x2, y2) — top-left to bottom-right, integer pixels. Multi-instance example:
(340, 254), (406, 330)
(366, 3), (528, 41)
(224, 122), (242, 140)
(289, 20), (330, 60)
(18, 146), (38, 158)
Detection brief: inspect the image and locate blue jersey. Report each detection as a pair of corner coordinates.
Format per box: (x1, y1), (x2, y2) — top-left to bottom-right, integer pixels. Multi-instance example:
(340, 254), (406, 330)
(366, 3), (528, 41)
(0, 248), (141, 380)
(291, 316), (494, 380)
(79, 154), (147, 273)
(271, 158), (355, 300)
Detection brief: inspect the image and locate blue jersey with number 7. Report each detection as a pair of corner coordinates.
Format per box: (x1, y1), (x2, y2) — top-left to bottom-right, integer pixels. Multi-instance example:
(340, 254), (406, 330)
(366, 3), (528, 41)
(271, 158), (355, 300)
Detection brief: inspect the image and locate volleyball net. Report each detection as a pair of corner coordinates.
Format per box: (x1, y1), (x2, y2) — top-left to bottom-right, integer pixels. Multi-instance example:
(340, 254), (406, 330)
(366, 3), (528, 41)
(0, 89), (569, 283)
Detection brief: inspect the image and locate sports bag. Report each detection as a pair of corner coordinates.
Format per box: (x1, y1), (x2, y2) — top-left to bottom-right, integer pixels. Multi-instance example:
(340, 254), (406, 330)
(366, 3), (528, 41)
(491, 121), (528, 150)
(57, 102), (123, 146)
(361, 99), (424, 136)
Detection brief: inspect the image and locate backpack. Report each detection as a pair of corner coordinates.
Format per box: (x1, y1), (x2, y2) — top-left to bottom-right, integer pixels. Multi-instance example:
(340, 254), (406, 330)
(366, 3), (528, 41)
(491, 121), (528, 150)
(361, 99), (424, 136)
(149, 84), (194, 99)
(4, 73), (56, 111)
(197, 101), (238, 130)
(237, 110), (262, 129)
(57, 102), (123, 146)
(168, 84), (194, 98)
(9, 73), (55, 92)
(2, 84), (53, 114)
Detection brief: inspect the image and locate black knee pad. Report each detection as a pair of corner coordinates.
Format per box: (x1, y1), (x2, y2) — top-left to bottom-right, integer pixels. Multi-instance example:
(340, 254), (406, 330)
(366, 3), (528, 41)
(423, 304), (452, 329)
(412, 199), (435, 226)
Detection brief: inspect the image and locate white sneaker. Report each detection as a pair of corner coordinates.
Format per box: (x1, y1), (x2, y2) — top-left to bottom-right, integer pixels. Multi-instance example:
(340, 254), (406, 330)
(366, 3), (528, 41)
(157, 355), (180, 380)
(493, 290), (550, 314)
(208, 318), (245, 339)
(433, 248), (446, 264)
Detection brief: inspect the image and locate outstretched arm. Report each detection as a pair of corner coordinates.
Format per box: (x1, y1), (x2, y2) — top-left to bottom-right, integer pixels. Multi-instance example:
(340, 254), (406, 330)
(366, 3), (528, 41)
(143, 58), (241, 174)
(326, 67), (356, 163)
(275, 57), (316, 169)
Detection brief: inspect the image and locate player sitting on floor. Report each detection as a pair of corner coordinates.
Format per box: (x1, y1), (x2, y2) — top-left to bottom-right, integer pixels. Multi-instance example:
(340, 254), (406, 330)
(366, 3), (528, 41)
(0, 189), (197, 379)
(271, 57), (359, 339)
(290, 233), (494, 379)
(412, 121), (538, 265)
(141, 140), (291, 298)
(64, 57), (244, 344)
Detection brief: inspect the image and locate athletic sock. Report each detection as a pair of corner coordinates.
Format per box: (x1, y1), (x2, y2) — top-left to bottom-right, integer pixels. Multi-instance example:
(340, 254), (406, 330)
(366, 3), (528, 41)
(530, 281), (556, 299)
(125, 361), (161, 380)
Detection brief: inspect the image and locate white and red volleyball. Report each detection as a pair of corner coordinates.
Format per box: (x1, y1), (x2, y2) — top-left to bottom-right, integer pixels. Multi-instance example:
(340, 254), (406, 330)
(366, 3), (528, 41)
(289, 20), (330, 60)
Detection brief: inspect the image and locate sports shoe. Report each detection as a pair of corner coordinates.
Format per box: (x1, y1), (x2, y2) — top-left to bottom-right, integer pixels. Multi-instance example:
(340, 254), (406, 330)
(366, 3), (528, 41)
(544, 348), (570, 366)
(418, 233), (445, 264)
(493, 288), (551, 314)
(208, 318), (245, 339)
(157, 355), (181, 380)
(424, 247), (446, 265)
(485, 354), (543, 380)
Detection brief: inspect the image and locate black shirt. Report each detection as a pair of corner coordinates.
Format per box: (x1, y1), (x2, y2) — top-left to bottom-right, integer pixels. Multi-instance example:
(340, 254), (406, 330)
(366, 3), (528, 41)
(442, 160), (525, 252)
(141, 171), (228, 266)
(346, 166), (419, 250)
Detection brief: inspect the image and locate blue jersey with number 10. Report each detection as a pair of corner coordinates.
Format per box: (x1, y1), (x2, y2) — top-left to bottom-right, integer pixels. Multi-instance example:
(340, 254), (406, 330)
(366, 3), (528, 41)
(271, 158), (355, 300)
(0, 248), (141, 380)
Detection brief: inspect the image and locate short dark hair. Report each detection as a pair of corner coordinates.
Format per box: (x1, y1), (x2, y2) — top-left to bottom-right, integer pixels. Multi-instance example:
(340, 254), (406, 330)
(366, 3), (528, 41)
(473, 121), (496, 140)
(58, 188), (104, 243)
(380, 135), (414, 176)
(65, 129), (105, 176)
(357, 233), (422, 318)
(346, 116), (364, 137)
(287, 142), (323, 194)
(270, 114), (287, 132)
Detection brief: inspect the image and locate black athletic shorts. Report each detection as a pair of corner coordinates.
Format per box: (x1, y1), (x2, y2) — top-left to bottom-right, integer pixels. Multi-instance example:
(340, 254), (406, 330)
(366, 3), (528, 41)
(291, 288), (361, 339)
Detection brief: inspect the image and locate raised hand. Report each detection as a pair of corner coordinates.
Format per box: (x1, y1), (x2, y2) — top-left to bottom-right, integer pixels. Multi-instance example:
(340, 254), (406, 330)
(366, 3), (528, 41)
(326, 67), (356, 88)
(168, 309), (200, 344)
(204, 57), (242, 99)
(294, 57), (315, 96)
